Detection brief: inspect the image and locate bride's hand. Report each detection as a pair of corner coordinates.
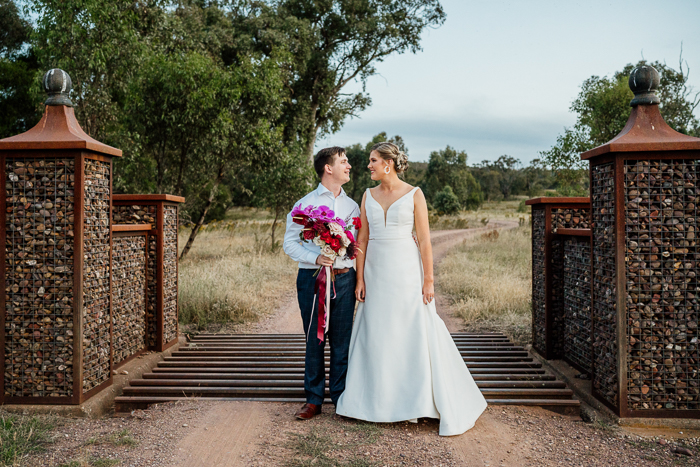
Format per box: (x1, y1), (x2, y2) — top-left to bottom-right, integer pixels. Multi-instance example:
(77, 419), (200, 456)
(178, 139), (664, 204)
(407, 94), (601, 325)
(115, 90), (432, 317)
(355, 280), (366, 302)
(422, 280), (435, 304)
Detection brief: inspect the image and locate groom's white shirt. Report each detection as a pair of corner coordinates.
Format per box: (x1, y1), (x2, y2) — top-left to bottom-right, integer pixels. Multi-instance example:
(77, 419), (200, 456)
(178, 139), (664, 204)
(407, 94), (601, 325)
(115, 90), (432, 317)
(283, 183), (360, 269)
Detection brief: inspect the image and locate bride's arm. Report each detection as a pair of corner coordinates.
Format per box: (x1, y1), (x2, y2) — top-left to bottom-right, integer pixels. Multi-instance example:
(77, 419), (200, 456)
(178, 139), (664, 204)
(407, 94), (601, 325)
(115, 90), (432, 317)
(414, 189), (435, 305)
(355, 192), (370, 302)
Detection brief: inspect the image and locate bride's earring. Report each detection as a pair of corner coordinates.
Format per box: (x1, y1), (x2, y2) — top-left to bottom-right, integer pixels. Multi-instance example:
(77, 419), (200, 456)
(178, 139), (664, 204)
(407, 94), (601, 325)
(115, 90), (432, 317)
(384, 165), (391, 175)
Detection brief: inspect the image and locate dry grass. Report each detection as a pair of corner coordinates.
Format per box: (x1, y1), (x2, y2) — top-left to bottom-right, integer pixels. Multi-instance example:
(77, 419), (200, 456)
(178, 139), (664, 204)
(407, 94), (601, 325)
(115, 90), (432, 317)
(430, 197), (530, 230)
(437, 225), (532, 344)
(178, 220), (297, 329)
(177, 200), (529, 331)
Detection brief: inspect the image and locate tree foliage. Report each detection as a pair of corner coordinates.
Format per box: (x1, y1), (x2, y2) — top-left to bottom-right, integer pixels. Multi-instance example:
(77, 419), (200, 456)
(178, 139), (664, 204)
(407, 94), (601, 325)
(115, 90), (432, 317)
(541, 56), (700, 193)
(231, 0), (446, 157)
(422, 146), (483, 210)
(345, 131), (407, 203)
(0, 0), (41, 138)
(433, 185), (460, 215)
(251, 150), (315, 250)
(30, 0), (147, 143)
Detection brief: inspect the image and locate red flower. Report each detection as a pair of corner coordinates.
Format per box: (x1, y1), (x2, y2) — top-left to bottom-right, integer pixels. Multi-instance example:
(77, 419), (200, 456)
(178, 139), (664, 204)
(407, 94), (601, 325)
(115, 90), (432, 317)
(352, 216), (362, 230)
(320, 231), (332, 243)
(346, 242), (358, 259)
(330, 238), (341, 250)
(346, 230), (355, 242)
(314, 221), (329, 234)
(303, 229), (316, 240)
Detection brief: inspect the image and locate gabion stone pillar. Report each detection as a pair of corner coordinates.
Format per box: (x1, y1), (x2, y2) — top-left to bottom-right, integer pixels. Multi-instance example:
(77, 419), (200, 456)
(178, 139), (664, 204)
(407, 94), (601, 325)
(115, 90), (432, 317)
(526, 197), (590, 360)
(0, 69), (121, 404)
(583, 65), (700, 417)
(112, 195), (184, 352)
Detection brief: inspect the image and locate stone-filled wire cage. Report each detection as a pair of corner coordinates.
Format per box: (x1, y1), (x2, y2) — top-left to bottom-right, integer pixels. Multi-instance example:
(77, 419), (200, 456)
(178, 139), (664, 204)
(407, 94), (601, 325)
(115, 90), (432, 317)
(112, 195), (184, 352)
(581, 66), (700, 418)
(0, 69), (184, 406)
(530, 65), (700, 418)
(526, 198), (591, 363)
(0, 69), (121, 404)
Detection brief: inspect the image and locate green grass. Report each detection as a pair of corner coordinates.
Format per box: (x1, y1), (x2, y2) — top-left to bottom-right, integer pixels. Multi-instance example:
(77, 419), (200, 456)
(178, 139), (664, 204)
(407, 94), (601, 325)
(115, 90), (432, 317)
(86, 429), (138, 447)
(284, 427), (379, 467)
(592, 419), (617, 433)
(342, 422), (383, 444)
(58, 458), (120, 467)
(0, 414), (55, 466)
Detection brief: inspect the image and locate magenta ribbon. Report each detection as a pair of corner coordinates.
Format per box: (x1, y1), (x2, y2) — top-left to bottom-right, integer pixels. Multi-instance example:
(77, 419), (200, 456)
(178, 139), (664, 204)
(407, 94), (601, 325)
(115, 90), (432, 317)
(315, 266), (328, 342)
(313, 265), (337, 343)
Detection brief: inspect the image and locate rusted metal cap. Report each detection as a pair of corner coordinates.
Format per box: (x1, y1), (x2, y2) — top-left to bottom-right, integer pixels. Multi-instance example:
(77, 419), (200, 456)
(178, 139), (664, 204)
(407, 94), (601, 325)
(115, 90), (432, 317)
(629, 65), (660, 107)
(43, 68), (74, 107)
(0, 68), (122, 156)
(581, 63), (700, 159)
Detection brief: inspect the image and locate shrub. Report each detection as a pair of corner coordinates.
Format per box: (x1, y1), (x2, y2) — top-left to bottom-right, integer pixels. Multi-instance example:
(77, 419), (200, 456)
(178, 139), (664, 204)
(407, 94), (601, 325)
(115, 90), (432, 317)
(433, 185), (460, 215)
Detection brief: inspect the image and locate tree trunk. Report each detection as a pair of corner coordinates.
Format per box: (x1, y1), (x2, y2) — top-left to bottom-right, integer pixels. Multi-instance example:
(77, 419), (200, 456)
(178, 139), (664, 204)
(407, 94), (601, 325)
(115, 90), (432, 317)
(270, 206), (282, 251)
(175, 144), (189, 196)
(179, 163), (225, 261)
(306, 104), (319, 161)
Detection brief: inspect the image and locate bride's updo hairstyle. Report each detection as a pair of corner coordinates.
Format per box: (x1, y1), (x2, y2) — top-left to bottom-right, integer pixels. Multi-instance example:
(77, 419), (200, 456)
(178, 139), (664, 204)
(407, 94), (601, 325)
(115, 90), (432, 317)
(371, 142), (409, 174)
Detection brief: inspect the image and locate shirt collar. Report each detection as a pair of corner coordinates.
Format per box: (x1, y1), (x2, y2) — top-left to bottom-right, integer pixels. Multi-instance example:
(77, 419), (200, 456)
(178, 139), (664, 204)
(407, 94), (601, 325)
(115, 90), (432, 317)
(316, 183), (346, 199)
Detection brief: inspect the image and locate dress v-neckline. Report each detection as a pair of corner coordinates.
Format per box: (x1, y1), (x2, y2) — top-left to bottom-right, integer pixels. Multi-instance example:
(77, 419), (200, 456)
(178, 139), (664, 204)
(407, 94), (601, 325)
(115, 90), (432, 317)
(368, 187), (416, 227)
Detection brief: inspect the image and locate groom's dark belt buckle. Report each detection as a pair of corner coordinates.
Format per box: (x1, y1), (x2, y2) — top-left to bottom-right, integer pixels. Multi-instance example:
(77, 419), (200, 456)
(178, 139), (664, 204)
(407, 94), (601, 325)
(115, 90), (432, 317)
(333, 268), (351, 276)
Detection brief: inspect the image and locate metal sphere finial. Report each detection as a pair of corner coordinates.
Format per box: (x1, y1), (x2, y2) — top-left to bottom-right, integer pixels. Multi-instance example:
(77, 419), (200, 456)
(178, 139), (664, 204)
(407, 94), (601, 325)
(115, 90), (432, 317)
(43, 69), (73, 107)
(629, 65), (660, 107)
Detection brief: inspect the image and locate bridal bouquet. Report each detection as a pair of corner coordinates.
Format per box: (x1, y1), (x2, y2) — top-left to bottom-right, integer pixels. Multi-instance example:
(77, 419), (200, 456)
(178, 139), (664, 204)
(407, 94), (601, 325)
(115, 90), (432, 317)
(291, 203), (361, 342)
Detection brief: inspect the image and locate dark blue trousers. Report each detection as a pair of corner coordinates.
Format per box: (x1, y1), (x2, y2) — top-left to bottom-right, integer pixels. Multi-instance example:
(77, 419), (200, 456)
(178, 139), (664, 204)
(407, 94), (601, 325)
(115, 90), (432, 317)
(296, 268), (356, 406)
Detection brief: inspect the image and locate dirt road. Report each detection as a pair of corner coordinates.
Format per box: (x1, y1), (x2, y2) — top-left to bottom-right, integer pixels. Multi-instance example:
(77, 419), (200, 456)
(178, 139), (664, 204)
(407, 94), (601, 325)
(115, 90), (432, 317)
(171, 223), (525, 467)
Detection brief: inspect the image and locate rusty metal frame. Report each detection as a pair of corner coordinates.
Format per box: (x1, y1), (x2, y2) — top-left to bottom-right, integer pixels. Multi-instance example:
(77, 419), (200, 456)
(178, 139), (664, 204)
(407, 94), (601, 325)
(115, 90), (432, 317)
(588, 150), (700, 418)
(73, 151), (85, 403)
(589, 158), (621, 416)
(111, 197), (183, 353)
(528, 199), (592, 361)
(78, 153), (114, 402)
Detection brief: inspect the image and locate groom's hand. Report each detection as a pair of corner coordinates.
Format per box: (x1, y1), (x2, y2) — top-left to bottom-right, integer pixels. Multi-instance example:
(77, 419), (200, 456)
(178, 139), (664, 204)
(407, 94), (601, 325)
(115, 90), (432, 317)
(315, 255), (334, 267)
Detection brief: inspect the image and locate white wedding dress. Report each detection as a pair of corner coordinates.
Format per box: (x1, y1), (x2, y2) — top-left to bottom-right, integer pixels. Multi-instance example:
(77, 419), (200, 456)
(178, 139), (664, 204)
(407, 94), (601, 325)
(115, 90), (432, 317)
(336, 187), (487, 436)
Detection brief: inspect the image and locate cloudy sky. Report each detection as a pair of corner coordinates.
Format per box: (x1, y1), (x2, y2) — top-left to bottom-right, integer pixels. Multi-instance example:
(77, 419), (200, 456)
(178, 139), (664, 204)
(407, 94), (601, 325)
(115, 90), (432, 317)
(315, 0), (700, 165)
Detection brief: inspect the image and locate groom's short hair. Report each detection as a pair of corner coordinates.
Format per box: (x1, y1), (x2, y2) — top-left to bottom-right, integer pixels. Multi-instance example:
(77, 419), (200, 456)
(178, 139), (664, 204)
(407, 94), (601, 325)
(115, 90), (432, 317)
(314, 146), (346, 179)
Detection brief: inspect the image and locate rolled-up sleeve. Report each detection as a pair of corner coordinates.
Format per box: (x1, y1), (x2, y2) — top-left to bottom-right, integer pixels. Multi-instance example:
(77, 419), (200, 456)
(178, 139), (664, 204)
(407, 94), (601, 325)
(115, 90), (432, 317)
(283, 211), (319, 265)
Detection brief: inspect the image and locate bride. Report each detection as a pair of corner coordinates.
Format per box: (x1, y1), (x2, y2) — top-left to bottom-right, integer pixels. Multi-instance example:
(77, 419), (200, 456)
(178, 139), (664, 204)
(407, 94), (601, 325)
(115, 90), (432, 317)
(335, 142), (487, 436)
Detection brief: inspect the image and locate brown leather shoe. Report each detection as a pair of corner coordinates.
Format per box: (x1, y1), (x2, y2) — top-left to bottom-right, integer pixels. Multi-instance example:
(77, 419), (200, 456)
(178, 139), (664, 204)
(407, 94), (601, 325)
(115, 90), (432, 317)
(295, 403), (321, 420)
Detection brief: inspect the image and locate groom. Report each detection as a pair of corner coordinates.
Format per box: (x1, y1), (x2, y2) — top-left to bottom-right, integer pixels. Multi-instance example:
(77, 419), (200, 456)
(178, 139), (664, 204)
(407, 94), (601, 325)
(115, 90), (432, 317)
(283, 147), (359, 420)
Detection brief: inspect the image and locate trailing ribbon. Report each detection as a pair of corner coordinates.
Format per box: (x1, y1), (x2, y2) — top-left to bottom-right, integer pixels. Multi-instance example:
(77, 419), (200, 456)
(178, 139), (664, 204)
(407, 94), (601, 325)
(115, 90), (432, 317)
(313, 265), (336, 343)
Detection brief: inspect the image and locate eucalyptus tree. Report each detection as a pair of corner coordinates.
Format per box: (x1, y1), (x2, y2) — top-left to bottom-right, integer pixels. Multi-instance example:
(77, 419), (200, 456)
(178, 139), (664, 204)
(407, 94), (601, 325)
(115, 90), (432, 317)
(423, 146), (483, 210)
(30, 0), (147, 143)
(231, 0), (446, 159)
